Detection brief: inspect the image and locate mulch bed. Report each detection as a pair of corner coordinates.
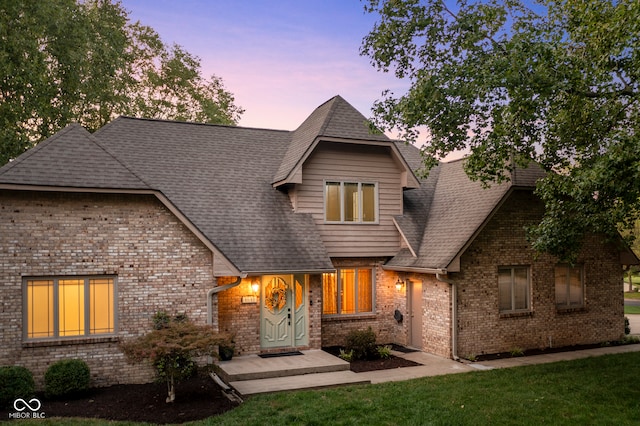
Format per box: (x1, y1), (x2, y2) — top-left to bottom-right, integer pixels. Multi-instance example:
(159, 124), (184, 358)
(322, 345), (422, 373)
(471, 340), (640, 362)
(4, 347), (423, 424)
(21, 374), (239, 424)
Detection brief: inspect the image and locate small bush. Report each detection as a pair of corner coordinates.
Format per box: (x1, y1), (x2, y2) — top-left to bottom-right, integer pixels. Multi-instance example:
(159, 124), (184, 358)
(625, 316), (631, 335)
(0, 366), (35, 409)
(509, 347), (524, 357)
(345, 327), (377, 360)
(338, 349), (354, 362)
(45, 359), (90, 398)
(377, 345), (392, 359)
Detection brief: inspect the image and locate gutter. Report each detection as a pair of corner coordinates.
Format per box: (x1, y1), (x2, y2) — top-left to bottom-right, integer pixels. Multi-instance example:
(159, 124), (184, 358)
(436, 272), (459, 361)
(207, 275), (243, 325)
(382, 265), (447, 275)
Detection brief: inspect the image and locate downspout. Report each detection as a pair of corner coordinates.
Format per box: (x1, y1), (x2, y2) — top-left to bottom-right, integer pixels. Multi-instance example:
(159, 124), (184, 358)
(436, 272), (458, 361)
(207, 276), (243, 325)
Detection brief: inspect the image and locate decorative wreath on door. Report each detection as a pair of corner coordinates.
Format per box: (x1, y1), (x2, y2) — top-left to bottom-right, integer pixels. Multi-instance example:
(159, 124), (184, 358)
(265, 278), (288, 312)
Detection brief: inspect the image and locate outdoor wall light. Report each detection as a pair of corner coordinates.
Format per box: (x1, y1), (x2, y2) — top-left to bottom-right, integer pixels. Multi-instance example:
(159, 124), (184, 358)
(251, 280), (260, 294)
(395, 278), (405, 291)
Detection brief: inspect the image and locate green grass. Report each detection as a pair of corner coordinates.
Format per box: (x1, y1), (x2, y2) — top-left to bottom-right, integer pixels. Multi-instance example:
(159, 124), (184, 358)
(625, 305), (640, 314)
(13, 352), (640, 426)
(624, 291), (640, 300)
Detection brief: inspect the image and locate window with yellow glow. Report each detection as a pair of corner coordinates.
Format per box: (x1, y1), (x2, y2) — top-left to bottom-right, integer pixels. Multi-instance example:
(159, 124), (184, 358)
(324, 181), (377, 223)
(24, 277), (116, 340)
(322, 268), (374, 315)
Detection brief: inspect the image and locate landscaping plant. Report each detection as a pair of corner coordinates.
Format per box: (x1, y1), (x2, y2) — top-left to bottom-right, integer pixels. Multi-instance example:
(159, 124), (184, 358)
(345, 327), (377, 360)
(0, 366), (35, 409)
(120, 313), (230, 403)
(44, 359), (90, 398)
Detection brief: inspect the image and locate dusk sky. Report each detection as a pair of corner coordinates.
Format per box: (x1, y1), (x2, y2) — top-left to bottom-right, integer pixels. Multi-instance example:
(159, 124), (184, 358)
(122, 0), (408, 133)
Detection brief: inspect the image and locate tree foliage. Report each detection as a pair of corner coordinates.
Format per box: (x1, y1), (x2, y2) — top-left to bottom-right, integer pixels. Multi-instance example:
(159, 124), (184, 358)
(120, 313), (230, 403)
(362, 0), (640, 261)
(0, 0), (243, 166)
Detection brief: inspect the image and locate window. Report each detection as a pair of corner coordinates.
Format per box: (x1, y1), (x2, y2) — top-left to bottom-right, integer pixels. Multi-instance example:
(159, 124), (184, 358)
(322, 268), (373, 315)
(555, 265), (584, 308)
(24, 276), (116, 340)
(498, 267), (530, 313)
(325, 181), (377, 223)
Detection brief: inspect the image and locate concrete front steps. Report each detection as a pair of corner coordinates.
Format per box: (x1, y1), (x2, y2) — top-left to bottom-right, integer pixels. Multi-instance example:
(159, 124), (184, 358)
(216, 349), (371, 396)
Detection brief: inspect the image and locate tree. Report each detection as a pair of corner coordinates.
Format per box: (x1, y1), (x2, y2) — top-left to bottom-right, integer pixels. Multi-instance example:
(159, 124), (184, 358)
(361, 0), (640, 261)
(0, 0), (243, 166)
(120, 313), (231, 403)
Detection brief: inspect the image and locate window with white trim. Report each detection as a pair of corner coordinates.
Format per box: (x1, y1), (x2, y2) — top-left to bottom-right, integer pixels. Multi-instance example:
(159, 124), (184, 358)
(24, 276), (116, 339)
(555, 265), (584, 308)
(325, 181), (377, 223)
(322, 268), (374, 315)
(498, 267), (530, 313)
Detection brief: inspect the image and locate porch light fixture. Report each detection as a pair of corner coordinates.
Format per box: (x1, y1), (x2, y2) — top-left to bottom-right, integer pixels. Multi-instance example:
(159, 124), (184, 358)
(251, 280), (260, 294)
(395, 278), (405, 291)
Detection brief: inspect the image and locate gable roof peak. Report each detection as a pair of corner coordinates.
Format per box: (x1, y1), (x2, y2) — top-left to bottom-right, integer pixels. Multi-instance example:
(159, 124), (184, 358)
(273, 95), (392, 185)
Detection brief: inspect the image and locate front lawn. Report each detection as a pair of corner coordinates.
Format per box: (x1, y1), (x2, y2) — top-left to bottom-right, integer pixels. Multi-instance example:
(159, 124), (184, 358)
(624, 291), (640, 300)
(17, 351), (640, 425)
(625, 305), (640, 315)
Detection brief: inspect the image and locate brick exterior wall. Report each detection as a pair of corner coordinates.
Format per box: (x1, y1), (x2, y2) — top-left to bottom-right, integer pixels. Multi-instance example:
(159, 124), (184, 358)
(320, 258), (406, 347)
(420, 275), (452, 358)
(453, 189), (625, 358)
(0, 190), (217, 388)
(217, 277), (261, 355)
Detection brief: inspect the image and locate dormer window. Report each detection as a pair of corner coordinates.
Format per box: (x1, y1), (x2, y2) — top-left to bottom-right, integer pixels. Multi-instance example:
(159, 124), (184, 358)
(325, 181), (377, 223)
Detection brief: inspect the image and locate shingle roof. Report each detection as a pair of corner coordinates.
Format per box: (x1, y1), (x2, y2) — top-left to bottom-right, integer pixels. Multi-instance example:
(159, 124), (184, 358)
(92, 117), (333, 274)
(387, 146), (546, 271)
(273, 95), (389, 184)
(0, 96), (549, 276)
(0, 124), (149, 190)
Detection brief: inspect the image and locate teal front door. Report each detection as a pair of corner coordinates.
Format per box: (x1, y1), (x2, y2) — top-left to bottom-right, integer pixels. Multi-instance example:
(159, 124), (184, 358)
(261, 275), (308, 349)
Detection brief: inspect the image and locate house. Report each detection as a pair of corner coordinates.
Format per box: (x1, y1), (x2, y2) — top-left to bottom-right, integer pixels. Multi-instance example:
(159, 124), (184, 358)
(0, 96), (636, 386)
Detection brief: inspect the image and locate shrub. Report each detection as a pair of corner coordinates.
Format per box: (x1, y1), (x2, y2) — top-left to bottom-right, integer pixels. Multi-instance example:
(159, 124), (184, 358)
(345, 327), (377, 360)
(45, 359), (90, 398)
(0, 366), (35, 409)
(377, 345), (392, 359)
(509, 347), (525, 357)
(625, 316), (631, 335)
(338, 349), (354, 362)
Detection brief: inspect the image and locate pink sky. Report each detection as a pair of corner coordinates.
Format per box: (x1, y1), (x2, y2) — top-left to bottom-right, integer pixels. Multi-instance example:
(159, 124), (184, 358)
(122, 0), (407, 132)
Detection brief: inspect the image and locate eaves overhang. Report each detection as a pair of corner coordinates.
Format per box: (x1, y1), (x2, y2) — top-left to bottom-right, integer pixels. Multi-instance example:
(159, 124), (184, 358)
(273, 136), (421, 189)
(381, 264), (448, 275)
(241, 267), (337, 277)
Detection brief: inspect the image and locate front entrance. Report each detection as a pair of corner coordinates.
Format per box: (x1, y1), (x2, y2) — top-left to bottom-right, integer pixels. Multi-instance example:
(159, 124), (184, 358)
(260, 275), (309, 349)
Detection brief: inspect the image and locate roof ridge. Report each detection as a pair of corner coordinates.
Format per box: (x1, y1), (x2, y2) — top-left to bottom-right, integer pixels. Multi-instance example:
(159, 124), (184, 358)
(97, 115), (291, 134)
(0, 124), (80, 175)
(317, 95), (342, 136)
(86, 126), (152, 189)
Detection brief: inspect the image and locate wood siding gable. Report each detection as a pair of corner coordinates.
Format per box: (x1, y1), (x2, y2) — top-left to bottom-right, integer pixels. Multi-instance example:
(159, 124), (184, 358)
(292, 142), (404, 257)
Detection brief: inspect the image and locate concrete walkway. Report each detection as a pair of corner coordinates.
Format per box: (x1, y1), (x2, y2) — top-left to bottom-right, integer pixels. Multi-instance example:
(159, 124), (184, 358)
(221, 343), (640, 396)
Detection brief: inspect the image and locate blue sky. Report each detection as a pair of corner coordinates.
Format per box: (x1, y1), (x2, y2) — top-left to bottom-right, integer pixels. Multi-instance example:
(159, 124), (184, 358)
(122, 0), (406, 131)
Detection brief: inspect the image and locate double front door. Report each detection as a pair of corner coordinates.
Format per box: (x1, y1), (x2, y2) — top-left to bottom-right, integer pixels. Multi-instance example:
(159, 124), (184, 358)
(260, 275), (308, 349)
